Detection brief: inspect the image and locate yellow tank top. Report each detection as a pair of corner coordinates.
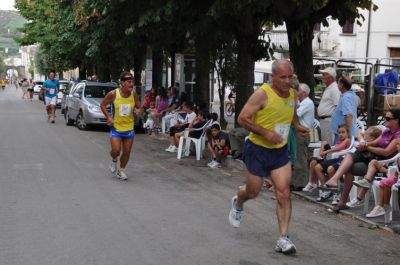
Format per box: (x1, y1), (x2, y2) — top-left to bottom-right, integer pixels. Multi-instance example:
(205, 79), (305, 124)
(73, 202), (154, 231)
(248, 83), (295, 149)
(112, 88), (135, 132)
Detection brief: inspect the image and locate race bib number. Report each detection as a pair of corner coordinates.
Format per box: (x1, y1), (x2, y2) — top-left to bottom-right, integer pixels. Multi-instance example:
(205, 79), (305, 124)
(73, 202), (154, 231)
(49, 88), (55, 94)
(119, 104), (131, 117)
(274, 124), (290, 140)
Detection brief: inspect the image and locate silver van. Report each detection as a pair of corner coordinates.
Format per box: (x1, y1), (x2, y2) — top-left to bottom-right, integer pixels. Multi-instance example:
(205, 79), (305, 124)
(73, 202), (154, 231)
(64, 82), (118, 130)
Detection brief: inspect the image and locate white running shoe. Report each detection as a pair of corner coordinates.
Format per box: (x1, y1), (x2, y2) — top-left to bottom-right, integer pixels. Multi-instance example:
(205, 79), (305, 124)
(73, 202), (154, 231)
(366, 205), (385, 218)
(331, 193), (341, 205)
(346, 198), (364, 208)
(228, 195), (242, 228)
(165, 145), (173, 152)
(353, 178), (372, 189)
(109, 161), (118, 174)
(275, 236), (297, 254)
(207, 160), (215, 167)
(169, 145), (177, 153)
(302, 183), (317, 192)
(116, 170), (128, 180)
(209, 161), (221, 168)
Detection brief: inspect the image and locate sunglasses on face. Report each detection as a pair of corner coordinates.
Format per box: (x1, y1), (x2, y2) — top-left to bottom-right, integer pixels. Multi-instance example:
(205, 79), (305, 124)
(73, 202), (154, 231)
(121, 76), (133, 81)
(385, 116), (397, 121)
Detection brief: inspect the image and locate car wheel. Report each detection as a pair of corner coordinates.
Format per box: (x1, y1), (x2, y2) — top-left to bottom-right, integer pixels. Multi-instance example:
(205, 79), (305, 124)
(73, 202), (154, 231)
(76, 111), (87, 130)
(65, 108), (74, 126)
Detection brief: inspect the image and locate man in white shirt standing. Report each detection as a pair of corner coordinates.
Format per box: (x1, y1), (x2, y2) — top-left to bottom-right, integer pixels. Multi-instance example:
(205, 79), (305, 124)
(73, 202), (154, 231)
(292, 83), (315, 190)
(317, 67), (341, 145)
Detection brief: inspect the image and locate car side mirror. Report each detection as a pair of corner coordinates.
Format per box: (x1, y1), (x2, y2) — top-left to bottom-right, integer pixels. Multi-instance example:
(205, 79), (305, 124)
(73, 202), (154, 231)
(73, 93), (81, 98)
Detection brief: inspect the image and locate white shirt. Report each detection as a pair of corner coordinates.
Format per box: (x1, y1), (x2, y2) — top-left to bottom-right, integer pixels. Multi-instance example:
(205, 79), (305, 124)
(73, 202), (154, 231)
(317, 82), (341, 117)
(297, 97), (315, 129)
(185, 111), (197, 123)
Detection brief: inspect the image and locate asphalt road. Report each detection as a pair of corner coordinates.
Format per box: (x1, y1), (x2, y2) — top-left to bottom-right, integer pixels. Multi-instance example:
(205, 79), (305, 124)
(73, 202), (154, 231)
(0, 86), (399, 265)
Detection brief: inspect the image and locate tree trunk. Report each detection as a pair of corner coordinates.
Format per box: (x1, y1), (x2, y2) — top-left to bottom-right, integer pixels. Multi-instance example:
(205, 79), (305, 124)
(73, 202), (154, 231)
(195, 37), (211, 110)
(133, 49), (145, 89)
(170, 51), (175, 87)
(234, 8), (261, 127)
(286, 20), (316, 99)
(152, 48), (163, 90)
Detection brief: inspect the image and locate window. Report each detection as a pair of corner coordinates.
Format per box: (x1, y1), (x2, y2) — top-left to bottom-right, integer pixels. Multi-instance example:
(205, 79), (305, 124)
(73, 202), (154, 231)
(342, 22), (354, 34)
(84, 86), (115, 98)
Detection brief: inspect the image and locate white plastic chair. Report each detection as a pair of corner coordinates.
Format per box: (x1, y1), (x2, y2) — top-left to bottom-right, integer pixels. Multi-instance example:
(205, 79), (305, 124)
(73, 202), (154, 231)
(356, 118), (365, 134)
(308, 118), (321, 148)
(177, 120), (212, 160)
(363, 153), (400, 222)
(161, 110), (184, 134)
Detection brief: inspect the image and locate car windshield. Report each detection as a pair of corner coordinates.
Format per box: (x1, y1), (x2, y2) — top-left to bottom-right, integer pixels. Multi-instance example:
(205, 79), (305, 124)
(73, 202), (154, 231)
(84, 86), (115, 98)
(59, 83), (68, 91)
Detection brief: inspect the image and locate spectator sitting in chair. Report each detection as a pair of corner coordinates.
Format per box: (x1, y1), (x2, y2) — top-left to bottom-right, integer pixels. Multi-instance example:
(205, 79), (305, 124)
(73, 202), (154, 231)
(173, 110), (209, 154)
(161, 86), (181, 132)
(165, 101), (196, 152)
(207, 124), (231, 168)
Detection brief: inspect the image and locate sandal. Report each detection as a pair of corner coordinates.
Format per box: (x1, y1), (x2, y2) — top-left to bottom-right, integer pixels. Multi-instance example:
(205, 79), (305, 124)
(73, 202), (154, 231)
(318, 184), (339, 192)
(333, 204), (350, 213)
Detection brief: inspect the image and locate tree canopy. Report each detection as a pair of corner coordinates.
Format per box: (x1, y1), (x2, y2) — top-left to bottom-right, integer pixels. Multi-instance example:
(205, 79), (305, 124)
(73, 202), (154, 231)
(15, 0), (377, 124)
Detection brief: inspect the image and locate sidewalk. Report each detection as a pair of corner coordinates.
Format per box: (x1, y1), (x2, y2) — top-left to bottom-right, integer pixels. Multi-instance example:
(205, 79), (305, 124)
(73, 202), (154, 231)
(150, 131), (400, 235)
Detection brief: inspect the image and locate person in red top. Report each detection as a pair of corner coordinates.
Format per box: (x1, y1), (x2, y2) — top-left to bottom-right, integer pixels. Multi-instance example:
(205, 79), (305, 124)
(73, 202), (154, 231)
(143, 88), (156, 110)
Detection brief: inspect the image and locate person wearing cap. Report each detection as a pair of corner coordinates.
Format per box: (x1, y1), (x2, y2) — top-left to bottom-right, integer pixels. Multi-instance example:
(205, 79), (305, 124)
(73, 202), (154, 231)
(100, 71), (142, 180)
(228, 60), (309, 255)
(317, 67), (341, 145)
(331, 76), (359, 143)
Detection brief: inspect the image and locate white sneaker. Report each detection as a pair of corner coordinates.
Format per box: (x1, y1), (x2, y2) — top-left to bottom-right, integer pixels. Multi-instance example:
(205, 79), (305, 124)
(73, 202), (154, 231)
(353, 178), (372, 189)
(208, 160), (221, 168)
(346, 198), (364, 208)
(207, 160), (215, 167)
(228, 195), (242, 228)
(275, 236), (297, 254)
(116, 170), (128, 180)
(366, 205), (385, 218)
(302, 183), (317, 192)
(331, 193), (341, 205)
(109, 161), (118, 174)
(169, 145), (177, 153)
(165, 145), (173, 152)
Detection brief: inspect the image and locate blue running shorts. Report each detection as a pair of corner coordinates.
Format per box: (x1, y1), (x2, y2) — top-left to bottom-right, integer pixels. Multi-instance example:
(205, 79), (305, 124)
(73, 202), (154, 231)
(110, 127), (135, 139)
(243, 139), (290, 177)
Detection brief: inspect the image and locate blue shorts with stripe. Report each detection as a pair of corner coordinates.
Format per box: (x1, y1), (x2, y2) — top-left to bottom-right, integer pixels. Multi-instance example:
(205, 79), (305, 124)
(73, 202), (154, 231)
(243, 139), (290, 178)
(110, 127), (135, 139)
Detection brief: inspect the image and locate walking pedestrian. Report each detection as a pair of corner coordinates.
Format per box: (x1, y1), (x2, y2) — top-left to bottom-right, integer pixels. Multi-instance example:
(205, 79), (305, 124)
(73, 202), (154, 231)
(100, 71), (142, 180)
(228, 60), (309, 254)
(41, 70), (59, 123)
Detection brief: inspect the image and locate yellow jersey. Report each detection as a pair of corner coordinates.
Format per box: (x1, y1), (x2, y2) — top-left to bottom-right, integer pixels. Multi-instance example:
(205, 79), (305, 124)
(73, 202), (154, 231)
(248, 83), (295, 149)
(111, 88), (135, 132)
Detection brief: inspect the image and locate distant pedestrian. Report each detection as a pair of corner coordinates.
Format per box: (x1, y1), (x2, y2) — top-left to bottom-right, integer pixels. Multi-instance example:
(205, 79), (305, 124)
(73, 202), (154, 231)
(100, 71), (142, 180)
(21, 78), (29, 99)
(28, 79), (34, 101)
(228, 60), (309, 255)
(41, 70), (59, 123)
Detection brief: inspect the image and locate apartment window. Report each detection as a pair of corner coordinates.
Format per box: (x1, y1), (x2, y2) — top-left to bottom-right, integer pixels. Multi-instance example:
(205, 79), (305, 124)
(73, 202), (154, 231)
(313, 23), (321, 32)
(342, 22), (354, 34)
(390, 48), (400, 69)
